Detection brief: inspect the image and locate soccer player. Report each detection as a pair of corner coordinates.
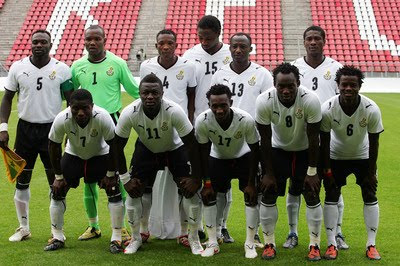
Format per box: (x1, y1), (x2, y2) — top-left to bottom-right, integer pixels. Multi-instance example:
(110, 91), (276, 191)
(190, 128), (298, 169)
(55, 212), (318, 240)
(256, 63), (323, 261)
(71, 25), (139, 241)
(320, 66), (383, 260)
(45, 89), (124, 253)
(195, 84), (259, 258)
(140, 29), (197, 244)
(290, 25), (347, 250)
(114, 74), (203, 255)
(0, 30), (73, 242)
(183, 15), (234, 243)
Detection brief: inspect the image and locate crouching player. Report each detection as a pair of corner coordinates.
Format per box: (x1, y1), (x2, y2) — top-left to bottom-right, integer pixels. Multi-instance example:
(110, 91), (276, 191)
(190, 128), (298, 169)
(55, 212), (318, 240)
(114, 74), (203, 255)
(320, 66), (383, 260)
(46, 89), (124, 253)
(195, 84), (259, 258)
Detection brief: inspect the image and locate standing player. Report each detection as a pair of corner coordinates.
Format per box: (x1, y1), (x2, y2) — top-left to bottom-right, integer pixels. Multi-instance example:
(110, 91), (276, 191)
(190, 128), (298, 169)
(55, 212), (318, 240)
(140, 29), (197, 244)
(195, 85), (259, 258)
(45, 89), (124, 253)
(183, 15), (234, 243)
(114, 74), (203, 255)
(289, 25), (348, 250)
(71, 25), (139, 241)
(0, 30), (73, 242)
(256, 63), (323, 261)
(320, 66), (383, 260)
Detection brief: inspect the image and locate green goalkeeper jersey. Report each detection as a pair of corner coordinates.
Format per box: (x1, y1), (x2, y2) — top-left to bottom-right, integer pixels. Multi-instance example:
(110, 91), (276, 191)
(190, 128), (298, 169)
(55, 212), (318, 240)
(71, 51), (139, 114)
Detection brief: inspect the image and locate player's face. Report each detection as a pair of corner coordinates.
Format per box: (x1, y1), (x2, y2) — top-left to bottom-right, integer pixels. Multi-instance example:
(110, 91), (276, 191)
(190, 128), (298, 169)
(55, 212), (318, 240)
(338, 75), (360, 104)
(156, 33), (177, 59)
(304, 30), (325, 57)
(209, 94), (232, 122)
(140, 82), (163, 111)
(230, 35), (252, 63)
(197, 28), (220, 52)
(71, 99), (93, 127)
(275, 72), (299, 105)
(31, 33), (52, 58)
(85, 28), (106, 56)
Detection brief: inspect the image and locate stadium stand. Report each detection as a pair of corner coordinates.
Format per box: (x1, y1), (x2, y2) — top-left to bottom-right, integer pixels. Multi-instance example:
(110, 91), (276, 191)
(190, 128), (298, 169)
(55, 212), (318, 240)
(310, 0), (400, 72)
(5, 0), (141, 68)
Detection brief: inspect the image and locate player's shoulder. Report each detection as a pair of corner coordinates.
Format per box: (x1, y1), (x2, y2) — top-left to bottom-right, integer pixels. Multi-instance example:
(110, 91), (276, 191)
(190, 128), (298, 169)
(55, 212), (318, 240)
(50, 57), (70, 71)
(291, 56), (305, 67)
(232, 107), (253, 121)
(71, 55), (88, 68)
(106, 51), (127, 65)
(196, 109), (213, 123)
(92, 104), (110, 116)
(298, 85), (320, 103)
(141, 56), (157, 66)
(162, 98), (184, 112)
(177, 56), (196, 68)
(9, 56), (30, 70)
(324, 56), (343, 68)
(183, 44), (202, 57)
(359, 94), (380, 112)
(54, 106), (72, 122)
(321, 95), (339, 112)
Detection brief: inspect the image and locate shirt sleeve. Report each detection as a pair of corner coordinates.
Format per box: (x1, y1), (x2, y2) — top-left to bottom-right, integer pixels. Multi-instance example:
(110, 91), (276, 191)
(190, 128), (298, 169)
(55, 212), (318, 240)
(4, 62), (18, 91)
(320, 101), (332, 132)
(245, 117), (260, 144)
(60, 65), (74, 92)
(187, 62), (197, 88)
(305, 92), (322, 124)
(367, 105), (384, 134)
(255, 93), (271, 125)
(102, 112), (116, 141)
(261, 68), (273, 93)
(194, 114), (210, 144)
(115, 105), (133, 138)
(48, 113), (66, 143)
(119, 60), (139, 99)
(71, 63), (81, 90)
(172, 105), (193, 137)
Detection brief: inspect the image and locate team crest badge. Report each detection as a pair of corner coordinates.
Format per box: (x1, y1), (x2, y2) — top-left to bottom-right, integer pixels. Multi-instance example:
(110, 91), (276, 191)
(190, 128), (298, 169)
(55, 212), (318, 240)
(223, 56), (231, 65)
(324, 70), (331, 80)
(248, 76), (256, 86)
(106, 67), (114, 76)
(176, 70), (184, 80)
(90, 128), (98, 137)
(234, 131), (242, 139)
(161, 122), (168, 131)
(295, 108), (303, 119)
(359, 118), (367, 127)
(49, 71), (56, 80)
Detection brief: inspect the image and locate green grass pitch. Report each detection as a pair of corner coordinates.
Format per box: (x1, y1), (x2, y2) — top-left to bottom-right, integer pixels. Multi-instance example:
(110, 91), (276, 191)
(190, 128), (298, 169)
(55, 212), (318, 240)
(0, 92), (399, 265)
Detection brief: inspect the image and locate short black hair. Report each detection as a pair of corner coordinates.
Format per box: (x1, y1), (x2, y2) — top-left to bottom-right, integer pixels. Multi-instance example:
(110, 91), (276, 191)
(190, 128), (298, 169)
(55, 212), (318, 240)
(70, 89), (93, 103)
(206, 84), (232, 100)
(197, 15), (221, 34)
(272, 63), (300, 85)
(156, 29), (177, 42)
(303, 25), (326, 41)
(85, 25), (105, 37)
(32, 30), (51, 39)
(230, 32), (252, 46)
(140, 73), (163, 89)
(335, 65), (364, 87)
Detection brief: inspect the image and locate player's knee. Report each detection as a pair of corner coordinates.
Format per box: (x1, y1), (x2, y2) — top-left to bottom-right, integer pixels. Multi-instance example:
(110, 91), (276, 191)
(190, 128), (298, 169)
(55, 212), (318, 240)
(361, 187), (377, 203)
(107, 187), (122, 203)
(288, 182), (303, 196)
(303, 189), (321, 206)
(202, 195), (216, 206)
(261, 192), (278, 205)
(324, 187), (340, 203)
(16, 170), (32, 190)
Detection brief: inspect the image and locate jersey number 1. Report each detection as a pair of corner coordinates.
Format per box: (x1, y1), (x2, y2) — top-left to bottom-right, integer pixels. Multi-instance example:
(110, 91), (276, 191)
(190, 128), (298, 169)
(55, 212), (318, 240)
(92, 72), (97, 85)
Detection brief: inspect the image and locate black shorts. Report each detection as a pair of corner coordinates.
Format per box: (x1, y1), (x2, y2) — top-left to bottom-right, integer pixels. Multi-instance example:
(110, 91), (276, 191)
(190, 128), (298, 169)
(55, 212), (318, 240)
(209, 153), (251, 193)
(61, 153), (108, 188)
(130, 140), (190, 191)
(14, 119), (52, 170)
(271, 148), (308, 196)
(331, 159), (369, 187)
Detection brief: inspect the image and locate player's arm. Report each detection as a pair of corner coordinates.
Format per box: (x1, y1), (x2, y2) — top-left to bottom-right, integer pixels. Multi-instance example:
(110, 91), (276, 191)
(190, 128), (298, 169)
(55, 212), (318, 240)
(0, 89), (16, 148)
(100, 138), (119, 194)
(367, 132), (380, 191)
(244, 142), (260, 206)
(199, 141), (215, 205)
(304, 121), (321, 193)
(48, 140), (67, 198)
(187, 86), (196, 124)
(256, 123), (277, 193)
(320, 130), (335, 187)
(120, 62), (139, 99)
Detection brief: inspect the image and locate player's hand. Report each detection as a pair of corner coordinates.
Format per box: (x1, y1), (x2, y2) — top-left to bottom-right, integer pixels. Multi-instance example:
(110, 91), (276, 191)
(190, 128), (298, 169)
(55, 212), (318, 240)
(200, 186), (215, 205)
(0, 131), (9, 149)
(244, 184), (258, 206)
(52, 178), (67, 200)
(304, 174), (321, 194)
(260, 174), (277, 193)
(180, 177), (201, 198)
(124, 177), (144, 198)
(100, 175), (119, 195)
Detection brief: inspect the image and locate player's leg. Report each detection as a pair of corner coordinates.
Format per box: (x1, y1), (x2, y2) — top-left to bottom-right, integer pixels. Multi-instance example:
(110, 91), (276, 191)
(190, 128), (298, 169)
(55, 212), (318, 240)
(284, 185), (301, 248)
(139, 190), (151, 243)
(80, 183), (101, 240)
(335, 194), (349, 249)
(220, 187), (234, 243)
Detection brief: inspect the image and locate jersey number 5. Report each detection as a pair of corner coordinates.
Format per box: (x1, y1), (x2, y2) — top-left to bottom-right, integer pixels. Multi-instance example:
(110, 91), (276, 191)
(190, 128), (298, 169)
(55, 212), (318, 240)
(36, 77), (43, 90)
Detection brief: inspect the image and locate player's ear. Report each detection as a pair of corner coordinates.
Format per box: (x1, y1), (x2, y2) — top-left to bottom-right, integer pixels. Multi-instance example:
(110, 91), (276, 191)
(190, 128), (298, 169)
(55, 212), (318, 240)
(249, 45), (253, 53)
(230, 99), (233, 106)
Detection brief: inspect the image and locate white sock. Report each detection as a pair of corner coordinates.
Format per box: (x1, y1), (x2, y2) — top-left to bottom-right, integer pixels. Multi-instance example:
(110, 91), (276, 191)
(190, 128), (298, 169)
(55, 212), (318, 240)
(204, 205), (218, 244)
(108, 201), (124, 242)
(140, 193), (151, 233)
(245, 206), (258, 244)
(306, 203), (323, 247)
(324, 202), (338, 247)
(126, 196), (143, 241)
(216, 192), (227, 237)
(14, 188), (30, 230)
(198, 203), (204, 232)
(222, 188), (232, 229)
(182, 194), (201, 241)
(260, 203), (278, 246)
(50, 198), (65, 241)
(364, 203), (379, 248)
(179, 195), (189, 235)
(336, 194), (344, 235)
(286, 193), (300, 235)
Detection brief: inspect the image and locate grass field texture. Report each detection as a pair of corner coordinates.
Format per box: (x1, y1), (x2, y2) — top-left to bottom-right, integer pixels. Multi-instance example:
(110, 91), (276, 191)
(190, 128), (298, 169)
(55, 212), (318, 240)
(0, 93), (399, 265)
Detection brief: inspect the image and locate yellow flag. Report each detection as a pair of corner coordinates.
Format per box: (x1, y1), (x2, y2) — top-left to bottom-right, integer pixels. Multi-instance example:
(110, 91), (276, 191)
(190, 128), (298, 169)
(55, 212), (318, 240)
(1, 147), (26, 183)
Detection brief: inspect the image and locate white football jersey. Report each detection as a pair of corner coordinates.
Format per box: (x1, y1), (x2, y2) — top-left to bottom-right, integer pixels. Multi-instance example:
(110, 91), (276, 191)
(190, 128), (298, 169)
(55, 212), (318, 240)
(140, 56), (197, 114)
(256, 85), (322, 151)
(49, 105), (115, 160)
(116, 98), (193, 153)
(211, 62), (273, 118)
(321, 95), (384, 160)
(195, 107), (259, 159)
(292, 56), (342, 104)
(5, 57), (72, 123)
(183, 44), (232, 118)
